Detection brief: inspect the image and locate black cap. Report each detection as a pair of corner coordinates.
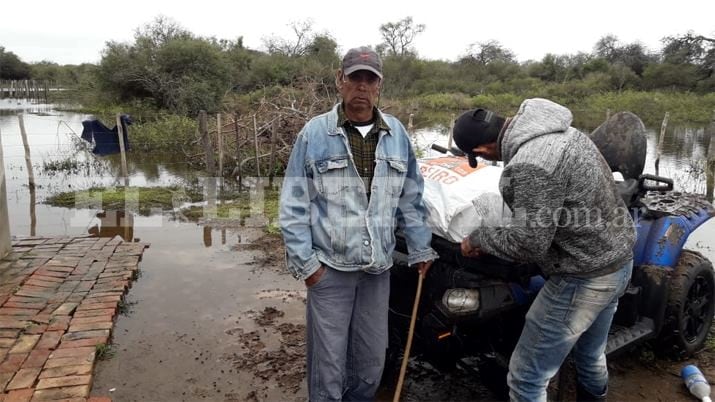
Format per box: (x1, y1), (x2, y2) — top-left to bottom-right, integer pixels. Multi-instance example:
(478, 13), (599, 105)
(342, 46), (383, 79)
(452, 108), (505, 167)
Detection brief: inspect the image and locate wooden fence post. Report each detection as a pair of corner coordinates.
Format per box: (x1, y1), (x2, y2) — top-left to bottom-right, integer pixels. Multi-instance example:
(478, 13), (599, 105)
(253, 115), (261, 177)
(408, 113), (414, 133)
(116, 114), (129, 187)
(268, 117), (279, 183)
(217, 113), (223, 178)
(199, 111), (214, 175)
(234, 111), (242, 188)
(18, 115), (37, 236)
(18, 114), (35, 191)
(447, 113), (455, 151)
(655, 112), (670, 176)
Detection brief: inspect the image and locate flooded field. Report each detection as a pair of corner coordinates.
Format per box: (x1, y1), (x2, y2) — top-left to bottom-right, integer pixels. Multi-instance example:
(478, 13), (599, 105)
(1, 99), (715, 401)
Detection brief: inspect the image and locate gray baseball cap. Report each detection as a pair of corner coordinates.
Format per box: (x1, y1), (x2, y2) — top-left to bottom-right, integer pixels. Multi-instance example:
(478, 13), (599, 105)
(342, 46), (383, 79)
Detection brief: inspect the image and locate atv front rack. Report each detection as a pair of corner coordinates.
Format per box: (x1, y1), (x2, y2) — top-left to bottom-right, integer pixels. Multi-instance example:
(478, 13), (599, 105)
(641, 191), (715, 218)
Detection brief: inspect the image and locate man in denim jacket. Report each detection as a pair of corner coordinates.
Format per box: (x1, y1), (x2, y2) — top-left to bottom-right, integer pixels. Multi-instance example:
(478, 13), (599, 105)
(279, 46), (437, 401)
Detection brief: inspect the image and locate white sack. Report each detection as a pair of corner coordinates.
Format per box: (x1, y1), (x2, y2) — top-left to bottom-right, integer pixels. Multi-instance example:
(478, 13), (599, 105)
(418, 156), (510, 243)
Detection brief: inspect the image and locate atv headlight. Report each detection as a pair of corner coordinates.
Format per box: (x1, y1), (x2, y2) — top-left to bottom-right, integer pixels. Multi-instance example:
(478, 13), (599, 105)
(442, 288), (480, 315)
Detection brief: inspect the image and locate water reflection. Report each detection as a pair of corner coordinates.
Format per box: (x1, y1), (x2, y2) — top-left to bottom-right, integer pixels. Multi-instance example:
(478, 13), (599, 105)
(203, 225), (212, 247)
(87, 210), (134, 242)
(29, 181), (36, 236)
(0, 99), (56, 116)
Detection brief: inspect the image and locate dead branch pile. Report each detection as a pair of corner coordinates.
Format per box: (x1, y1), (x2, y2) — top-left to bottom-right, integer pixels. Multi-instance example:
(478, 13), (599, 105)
(187, 78), (337, 178)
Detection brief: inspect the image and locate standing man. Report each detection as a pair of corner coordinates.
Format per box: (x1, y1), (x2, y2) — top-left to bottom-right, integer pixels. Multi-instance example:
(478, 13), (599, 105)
(452, 98), (636, 401)
(279, 46), (437, 402)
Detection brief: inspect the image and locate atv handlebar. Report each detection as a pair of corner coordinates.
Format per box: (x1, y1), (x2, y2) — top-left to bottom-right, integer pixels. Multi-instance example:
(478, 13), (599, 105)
(431, 143), (466, 157)
(639, 173), (674, 192)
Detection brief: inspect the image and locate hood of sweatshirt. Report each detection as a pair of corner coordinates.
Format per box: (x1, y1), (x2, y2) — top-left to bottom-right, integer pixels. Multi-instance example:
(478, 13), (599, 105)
(499, 98), (573, 164)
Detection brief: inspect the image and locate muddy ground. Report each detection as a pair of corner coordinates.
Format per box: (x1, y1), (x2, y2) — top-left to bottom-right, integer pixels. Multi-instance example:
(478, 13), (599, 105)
(90, 223), (715, 402)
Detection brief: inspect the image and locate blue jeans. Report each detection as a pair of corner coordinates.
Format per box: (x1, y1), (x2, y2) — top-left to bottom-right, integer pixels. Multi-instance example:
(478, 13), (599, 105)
(306, 266), (390, 402)
(507, 261), (633, 402)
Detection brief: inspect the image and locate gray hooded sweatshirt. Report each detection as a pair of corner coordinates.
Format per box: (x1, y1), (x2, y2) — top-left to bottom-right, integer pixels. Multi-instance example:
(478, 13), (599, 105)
(469, 98), (636, 277)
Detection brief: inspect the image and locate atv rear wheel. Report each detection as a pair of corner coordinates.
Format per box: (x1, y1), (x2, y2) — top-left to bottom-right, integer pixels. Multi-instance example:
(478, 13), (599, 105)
(662, 250), (715, 356)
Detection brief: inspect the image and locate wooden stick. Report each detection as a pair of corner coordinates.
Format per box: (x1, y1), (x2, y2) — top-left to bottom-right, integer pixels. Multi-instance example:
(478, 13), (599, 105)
(199, 111), (214, 175)
(217, 113), (224, 178)
(18, 115), (37, 236)
(655, 112), (669, 176)
(234, 111), (242, 187)
(18, 114), (35, 190)
(253, 115), (262, 177)
(393, 271), (425, 402)
(447, 113), (455, 151)
(268, 117), (279, 183)
(116, 114), (129, 187)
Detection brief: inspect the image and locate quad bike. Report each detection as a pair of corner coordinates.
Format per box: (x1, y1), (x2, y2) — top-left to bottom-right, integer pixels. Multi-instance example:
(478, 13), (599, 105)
(384, 112), (715, 399)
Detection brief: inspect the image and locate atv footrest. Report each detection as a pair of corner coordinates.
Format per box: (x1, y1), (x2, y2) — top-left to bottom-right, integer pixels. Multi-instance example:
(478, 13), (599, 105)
(605, 317), (655, 355)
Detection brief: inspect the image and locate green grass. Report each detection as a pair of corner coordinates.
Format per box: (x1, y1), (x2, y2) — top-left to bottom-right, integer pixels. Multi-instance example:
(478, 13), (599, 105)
(45, 186), (203, 215)
(95, 343), (116, 360)
(180, 187), (281, 230)
(117, 299), (138, 316)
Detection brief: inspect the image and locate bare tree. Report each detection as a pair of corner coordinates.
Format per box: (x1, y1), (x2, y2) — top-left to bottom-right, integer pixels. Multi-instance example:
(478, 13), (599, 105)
(594, 35), (621, 61)
(262, 20), (315, 57)
(662, 32), (715, 66)
(594, 35), (655, 76)
(462, 40), (516, 65)
(135, 15), (191, 47)
(378, 17), (425, 56)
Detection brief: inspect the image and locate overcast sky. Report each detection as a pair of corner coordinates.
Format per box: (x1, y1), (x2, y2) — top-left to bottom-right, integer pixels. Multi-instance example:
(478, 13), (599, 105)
(1, 0), (713, 65)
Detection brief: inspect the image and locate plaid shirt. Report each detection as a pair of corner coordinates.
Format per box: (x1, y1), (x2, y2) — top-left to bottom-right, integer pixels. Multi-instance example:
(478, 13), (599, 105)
(337, 105), (391, 197)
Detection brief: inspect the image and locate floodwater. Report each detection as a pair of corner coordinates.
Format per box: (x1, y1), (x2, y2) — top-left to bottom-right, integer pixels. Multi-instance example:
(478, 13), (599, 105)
(1, 99), (715, 401)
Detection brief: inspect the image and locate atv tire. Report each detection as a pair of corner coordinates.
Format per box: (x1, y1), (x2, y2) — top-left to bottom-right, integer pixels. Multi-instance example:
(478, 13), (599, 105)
(662, 250), (715, 357)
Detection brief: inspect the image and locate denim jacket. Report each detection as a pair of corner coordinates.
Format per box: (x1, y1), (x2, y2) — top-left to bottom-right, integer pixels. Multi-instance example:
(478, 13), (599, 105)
(279, 104), (438, 280)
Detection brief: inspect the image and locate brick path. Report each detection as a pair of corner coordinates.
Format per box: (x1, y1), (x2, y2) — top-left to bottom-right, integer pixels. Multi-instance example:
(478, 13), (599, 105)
(0, 235), (148, 401)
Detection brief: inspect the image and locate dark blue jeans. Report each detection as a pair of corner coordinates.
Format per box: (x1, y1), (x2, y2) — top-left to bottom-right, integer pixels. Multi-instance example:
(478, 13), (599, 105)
(508, 261), (633, 402)
(306, 266), (390, 401)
